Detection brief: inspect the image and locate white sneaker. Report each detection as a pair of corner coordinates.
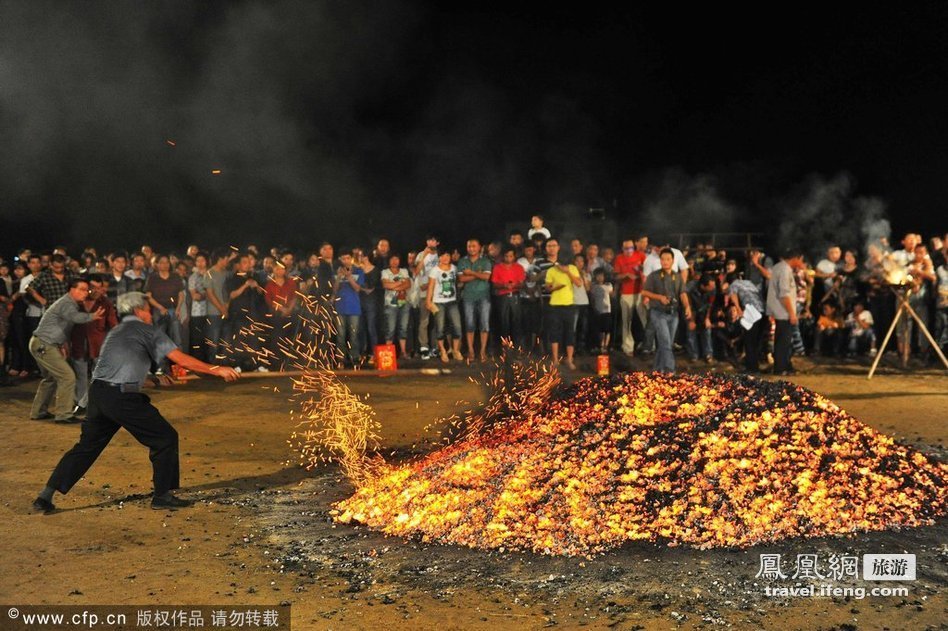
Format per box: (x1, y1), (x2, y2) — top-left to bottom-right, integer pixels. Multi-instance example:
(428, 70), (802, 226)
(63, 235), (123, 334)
(233, 366), (242, 374)
(256, 366), (269, 373)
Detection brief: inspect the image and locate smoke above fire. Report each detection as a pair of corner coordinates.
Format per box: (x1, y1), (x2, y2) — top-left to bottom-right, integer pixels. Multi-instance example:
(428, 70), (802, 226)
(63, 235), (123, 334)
(774, 172), (891, 259)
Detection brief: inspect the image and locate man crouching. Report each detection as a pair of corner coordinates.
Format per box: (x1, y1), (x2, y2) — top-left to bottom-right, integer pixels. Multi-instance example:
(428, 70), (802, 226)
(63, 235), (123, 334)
(32, 291), (240, 513)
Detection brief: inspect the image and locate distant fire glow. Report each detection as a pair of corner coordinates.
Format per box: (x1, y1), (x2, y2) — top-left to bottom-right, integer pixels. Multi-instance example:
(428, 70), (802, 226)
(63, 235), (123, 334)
(331, 372), (947, 555)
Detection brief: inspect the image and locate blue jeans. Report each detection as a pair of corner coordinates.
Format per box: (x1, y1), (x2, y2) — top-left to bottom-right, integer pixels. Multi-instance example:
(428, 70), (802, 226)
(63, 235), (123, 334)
(336, 314), (361, 363)
(651, 309), (678, 373)
(384, 304), (410, 342)
(152, 310), (181, 371)
(686, 325), (713, 360)
(432, 302), (462, 340)
(936, 308), (948, 348)
(205, 315), (223, 360)
(360, 297), (380, 355)
(462, 296), (491, 332)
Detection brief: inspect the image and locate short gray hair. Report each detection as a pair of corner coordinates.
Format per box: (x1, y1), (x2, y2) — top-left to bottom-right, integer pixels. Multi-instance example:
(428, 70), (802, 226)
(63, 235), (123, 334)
(117, 291), (149, 316)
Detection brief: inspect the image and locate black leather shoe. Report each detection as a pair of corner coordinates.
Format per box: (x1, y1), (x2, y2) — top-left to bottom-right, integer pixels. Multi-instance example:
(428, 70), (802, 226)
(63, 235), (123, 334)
(31, 412), (54, 421)
(54, 416), (83, 424)
(151, 495), (193, 510)
(32, 497), (56, 513)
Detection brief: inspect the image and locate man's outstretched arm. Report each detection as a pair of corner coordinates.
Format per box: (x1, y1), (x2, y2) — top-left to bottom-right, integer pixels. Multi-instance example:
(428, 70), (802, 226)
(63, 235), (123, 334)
(167, 349), (240, 381)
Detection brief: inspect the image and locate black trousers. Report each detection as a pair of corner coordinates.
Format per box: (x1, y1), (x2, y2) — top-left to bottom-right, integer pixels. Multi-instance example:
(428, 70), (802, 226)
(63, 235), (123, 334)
(496, 295), (521, 344)
(773, 319), (794, 373)
(743, 317), (767, 371)
(47, 380), (180, 496)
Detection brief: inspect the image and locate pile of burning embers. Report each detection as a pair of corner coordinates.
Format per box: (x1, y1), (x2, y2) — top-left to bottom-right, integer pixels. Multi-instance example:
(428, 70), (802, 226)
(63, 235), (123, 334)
(332, 369), (946, 556)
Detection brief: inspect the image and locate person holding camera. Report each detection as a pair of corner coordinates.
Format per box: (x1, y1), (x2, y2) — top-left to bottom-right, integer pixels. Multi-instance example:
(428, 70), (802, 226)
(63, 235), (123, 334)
(333, 250), (365, 366)
(641, 248), (692, 373)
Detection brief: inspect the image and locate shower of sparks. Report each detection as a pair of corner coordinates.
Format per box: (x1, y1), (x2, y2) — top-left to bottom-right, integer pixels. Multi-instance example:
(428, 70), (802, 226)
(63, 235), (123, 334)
(333, 372), (947, 555)
(211, 290), (383, 484)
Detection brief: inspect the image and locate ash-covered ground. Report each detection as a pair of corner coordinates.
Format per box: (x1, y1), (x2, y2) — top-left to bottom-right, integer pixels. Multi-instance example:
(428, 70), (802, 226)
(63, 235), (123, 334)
(224, 441), (947, 629)
(3, 366), (947, 630)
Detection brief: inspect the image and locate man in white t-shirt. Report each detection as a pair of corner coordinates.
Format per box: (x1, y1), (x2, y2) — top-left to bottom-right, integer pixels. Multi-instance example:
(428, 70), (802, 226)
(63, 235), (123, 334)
(815, 245), (842, 292)
(19, 254), (45, 374)
(845, 301), (876, 355)
(381, 256), (411, 356)
(643, 244), (688, 280)
(414, 235), (440, 359)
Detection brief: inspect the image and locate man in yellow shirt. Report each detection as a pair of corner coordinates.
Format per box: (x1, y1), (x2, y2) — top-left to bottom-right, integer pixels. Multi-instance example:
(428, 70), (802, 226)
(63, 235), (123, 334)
(543, 238), (583, 369)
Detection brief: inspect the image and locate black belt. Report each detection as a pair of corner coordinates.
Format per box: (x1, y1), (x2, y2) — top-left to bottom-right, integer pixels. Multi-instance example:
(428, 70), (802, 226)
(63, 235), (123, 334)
(93, 379), (142, 393)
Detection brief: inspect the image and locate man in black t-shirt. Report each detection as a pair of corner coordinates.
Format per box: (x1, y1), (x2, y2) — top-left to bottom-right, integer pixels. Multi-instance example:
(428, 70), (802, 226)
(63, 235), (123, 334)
(223, 254), (267, 370)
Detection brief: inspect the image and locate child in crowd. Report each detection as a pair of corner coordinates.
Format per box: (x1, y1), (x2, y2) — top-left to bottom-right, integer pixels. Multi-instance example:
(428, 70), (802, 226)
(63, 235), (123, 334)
(845, 301), (877, 356)
(589, 268), (613, 354)
(815, 302), (844, 356)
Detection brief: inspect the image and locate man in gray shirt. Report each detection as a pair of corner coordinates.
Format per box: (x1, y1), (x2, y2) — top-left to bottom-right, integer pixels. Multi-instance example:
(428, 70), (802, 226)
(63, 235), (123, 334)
(767, 248), (803, 375)
(29, 277), (105, 423)
(33, 291), (239, 513)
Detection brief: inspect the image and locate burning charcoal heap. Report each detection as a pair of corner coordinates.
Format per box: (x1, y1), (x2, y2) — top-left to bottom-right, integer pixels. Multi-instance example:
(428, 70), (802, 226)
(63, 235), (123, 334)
(334, 372), (947, 555)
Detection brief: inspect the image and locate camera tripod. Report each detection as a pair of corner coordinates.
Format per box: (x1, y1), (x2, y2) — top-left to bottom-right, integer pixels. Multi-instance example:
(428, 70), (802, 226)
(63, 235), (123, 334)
(867, 285), (948, 379)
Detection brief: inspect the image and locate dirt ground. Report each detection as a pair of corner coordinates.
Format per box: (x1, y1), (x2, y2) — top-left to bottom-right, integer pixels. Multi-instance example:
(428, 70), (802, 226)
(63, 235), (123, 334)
(1, 357), (946, 630)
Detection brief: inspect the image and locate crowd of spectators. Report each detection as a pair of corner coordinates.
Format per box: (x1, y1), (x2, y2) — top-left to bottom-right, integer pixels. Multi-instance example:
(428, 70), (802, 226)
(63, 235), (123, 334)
(1, 215), (946, 400)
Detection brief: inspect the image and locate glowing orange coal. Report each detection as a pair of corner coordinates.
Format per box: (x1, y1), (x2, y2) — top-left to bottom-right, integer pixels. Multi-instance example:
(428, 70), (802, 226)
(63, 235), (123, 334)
(333, 372), (947, 555)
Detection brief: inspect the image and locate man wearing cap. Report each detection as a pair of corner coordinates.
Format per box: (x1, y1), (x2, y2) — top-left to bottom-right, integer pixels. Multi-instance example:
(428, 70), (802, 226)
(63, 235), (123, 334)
(29, 277), (106, 423)
(32, 291), (240, 513)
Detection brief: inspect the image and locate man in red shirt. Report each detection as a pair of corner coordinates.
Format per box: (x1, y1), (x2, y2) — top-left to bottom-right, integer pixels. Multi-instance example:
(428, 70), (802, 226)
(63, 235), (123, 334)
(490, 246), (526, 344)
(612, 235), (648, 355)
(70, 275), (119, 413)
(263, 262), (299, 371)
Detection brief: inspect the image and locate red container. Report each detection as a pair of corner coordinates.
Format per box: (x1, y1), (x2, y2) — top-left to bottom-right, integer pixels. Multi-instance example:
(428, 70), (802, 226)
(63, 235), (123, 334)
(375, 344), (398, 372)
(596, 354), (610, 376)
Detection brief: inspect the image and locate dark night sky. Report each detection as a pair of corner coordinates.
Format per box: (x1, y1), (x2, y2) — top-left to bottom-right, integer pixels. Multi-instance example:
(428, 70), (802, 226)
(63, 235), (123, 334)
(1, 2), (945, 258)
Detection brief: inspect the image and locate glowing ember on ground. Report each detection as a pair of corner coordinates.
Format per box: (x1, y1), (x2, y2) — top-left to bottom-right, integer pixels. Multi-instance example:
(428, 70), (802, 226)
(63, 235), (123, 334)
(333, 372), (947, 555)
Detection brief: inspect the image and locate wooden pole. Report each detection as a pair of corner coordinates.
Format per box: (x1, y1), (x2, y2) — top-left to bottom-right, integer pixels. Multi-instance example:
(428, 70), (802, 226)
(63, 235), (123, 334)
(176, 367), (454, 382)
(867, 289), (907, 380)
(901, 298), (948, 371)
